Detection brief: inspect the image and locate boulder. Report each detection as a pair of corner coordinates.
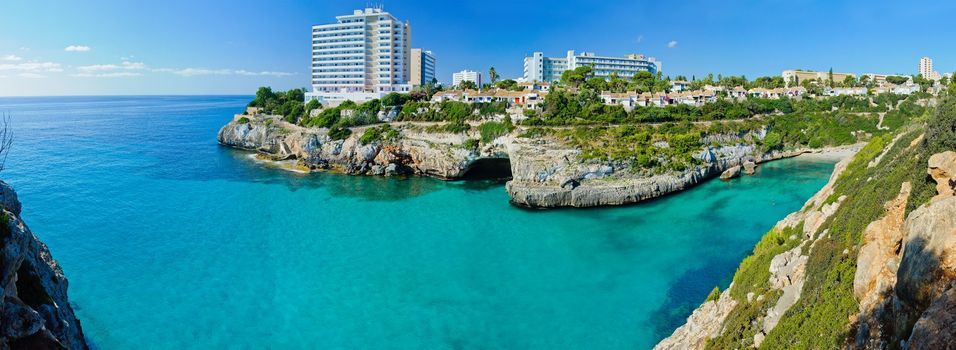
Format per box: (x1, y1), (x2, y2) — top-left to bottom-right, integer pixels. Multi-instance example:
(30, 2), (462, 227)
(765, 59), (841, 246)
(896, 195), (956, 311)
(906, 287), (956, 349)
(743, 160), (756, 175)
(927, 151), (956, 202)
(854, 182), (911, 307)
(720, 165), (741, 181)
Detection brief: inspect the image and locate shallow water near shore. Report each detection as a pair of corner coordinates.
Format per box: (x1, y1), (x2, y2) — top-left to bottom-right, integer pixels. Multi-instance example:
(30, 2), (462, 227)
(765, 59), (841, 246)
(0, 96), (836, 349)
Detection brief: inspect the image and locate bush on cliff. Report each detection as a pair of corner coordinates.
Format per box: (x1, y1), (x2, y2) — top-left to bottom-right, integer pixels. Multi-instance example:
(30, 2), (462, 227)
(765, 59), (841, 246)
(328, 126), (351, 141)
(237, 117), (250, 124)
(478, 119), (513, 143)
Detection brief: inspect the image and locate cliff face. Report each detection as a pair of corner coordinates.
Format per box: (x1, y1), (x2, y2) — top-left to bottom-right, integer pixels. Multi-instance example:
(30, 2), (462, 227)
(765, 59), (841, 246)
(217, 116), (505, 179)
(655, 123), (956, 349)
(0, 181), (87, 350)
(219, 115), (800, 208)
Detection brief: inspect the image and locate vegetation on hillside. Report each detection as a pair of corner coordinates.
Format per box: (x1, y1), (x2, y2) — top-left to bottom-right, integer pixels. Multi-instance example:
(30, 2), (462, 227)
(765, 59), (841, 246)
(702, 93), (955, 349)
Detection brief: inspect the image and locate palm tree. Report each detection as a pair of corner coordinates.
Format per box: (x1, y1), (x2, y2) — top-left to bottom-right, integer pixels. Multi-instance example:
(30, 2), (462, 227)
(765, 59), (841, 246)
(489, 67), (499, 85)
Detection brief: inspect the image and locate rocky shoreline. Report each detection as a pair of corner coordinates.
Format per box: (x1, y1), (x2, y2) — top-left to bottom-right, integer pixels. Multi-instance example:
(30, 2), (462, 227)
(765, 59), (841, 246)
(655, 135), (956, 349)
(0, 181), (87, 349)
(218, 114), (860, 209)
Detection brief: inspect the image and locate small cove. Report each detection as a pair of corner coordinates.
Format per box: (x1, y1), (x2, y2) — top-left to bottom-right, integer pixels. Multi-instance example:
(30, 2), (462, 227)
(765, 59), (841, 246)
(1, 96), (836, 349)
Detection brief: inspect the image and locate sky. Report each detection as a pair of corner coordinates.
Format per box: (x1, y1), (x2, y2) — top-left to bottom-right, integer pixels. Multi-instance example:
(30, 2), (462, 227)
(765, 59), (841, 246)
(1, 0), (955, 96)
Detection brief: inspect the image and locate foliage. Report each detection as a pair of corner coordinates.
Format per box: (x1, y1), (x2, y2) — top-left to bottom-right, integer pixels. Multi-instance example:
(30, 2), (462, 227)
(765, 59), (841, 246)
(705, 286), (721, 302)
(247, 87), (308, 124)
(359, 124), (400, 145)
(328, 126), (352, 140)
(237, 117), (250, 124)
(478, 119), (514, 143)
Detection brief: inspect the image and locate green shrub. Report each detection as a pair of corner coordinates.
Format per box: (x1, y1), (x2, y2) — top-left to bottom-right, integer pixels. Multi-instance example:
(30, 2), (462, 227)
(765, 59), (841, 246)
(328, 126), (352, 140)
(462, 138), (479, 151)
(237, 117), (250, 124)
(706, 286), (721, 302)
(478, 121), (513, 143)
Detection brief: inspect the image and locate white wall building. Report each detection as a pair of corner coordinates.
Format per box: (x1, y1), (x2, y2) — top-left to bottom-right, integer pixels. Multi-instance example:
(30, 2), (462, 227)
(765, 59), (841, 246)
(307, 7), (412, 105)
(919, 56), (941, 81)
(409, 48), (436, 87)
(523, 50), (661, 83)
(452, 70), (481, 88)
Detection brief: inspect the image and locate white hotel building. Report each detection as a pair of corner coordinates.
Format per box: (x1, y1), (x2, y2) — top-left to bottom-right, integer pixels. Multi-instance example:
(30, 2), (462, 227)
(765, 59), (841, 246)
(307, 7), (412, 104)
(524, 50), (662, 83)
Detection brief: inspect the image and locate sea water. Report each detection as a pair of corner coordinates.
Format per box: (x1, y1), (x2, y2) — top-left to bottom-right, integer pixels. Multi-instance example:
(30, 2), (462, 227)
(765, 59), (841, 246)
(0, 96), (835, 349)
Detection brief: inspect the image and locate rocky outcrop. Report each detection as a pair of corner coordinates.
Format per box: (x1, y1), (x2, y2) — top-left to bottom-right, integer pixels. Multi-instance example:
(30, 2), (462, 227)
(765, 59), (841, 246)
(742, 160), (756, 175)
(0, 181), (86, 349)
(719, 165), (741, 180)
(906, 287), (956, 349)
(653, 289), (737, 350)
(656, 146), (859, 349)
(217, 115), (505, 179)
(927, 151), (956, 202)
(219, 115), (827, 208)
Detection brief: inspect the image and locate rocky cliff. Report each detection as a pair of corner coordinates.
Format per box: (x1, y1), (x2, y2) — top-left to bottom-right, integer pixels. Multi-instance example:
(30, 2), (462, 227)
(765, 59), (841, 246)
(655, 118), (956, 349)
(0, 181), (87, 349)
(219, 115), (810, 208)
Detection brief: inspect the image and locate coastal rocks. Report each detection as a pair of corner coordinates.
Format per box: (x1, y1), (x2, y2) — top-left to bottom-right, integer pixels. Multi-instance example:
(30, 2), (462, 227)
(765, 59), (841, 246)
(927, 151), (956, 202)
(854, 182), (911, 309)
(742, 160), (756, 175)
(720, 165), (741, 180)
(653, 289), (737, 350)
(0, 181), (86, 349)
(895, 195), (956, 312)
(217, 115), (500, 180)
(906, 286), (956, 349)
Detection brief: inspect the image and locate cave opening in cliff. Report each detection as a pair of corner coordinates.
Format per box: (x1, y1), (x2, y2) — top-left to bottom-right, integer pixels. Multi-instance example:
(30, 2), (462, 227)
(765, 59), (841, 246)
(460, 158), (512, 182)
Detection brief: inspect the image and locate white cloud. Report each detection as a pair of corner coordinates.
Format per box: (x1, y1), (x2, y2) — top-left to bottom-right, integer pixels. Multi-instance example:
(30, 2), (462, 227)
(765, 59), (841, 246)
(0, 61), (63, 72)
(72, 72), (142, 78)
(78, 61), (145, 72)
(152, 67), (294, 77)
(18, 72), (46, 79)
(635, 35), (644, 43)
(667, 41), (678, 48)
(64, 45), (92, 52)
(2, 55), (22, 61)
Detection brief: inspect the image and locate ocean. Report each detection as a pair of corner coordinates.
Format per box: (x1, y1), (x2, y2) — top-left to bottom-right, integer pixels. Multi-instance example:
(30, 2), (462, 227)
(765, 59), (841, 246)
(0, 96), (835, 349)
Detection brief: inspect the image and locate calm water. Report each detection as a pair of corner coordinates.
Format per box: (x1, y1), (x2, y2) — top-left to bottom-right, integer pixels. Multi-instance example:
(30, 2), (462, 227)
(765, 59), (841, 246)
(0, 96), (834, 349)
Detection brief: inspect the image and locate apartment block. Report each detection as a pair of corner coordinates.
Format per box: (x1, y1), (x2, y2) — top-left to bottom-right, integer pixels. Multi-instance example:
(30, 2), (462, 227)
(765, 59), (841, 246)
(523, 50), (661, 83)
(307, 7), (412, 104)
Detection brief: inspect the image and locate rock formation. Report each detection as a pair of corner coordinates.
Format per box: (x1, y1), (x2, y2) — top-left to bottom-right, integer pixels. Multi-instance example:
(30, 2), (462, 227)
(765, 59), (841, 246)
(0, 181), (87, 349)
(719, 165), (741, 180)
(218, 115), (819, 208)
(656, 146), (956, 349)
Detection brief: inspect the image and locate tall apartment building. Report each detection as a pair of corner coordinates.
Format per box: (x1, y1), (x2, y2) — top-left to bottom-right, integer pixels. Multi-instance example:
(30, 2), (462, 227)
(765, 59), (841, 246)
(409, 48), (436, 87)
(523, 50), (661, 83)
(307, 7), (412, 104)
(452, 70), (481, 88)
(919, 56), (941, 81)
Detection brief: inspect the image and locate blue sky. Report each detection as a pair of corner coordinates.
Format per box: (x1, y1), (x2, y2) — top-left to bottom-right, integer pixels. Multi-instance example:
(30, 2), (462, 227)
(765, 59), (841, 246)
(1, 0), (954, 96)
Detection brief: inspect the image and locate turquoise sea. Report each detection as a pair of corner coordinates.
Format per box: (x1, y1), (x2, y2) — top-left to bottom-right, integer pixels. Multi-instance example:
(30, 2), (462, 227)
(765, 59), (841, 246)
(0, 96), (835, 349)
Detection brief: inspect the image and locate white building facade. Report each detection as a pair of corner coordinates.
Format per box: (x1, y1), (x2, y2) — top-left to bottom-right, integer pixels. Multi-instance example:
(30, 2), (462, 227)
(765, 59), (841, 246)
(523, 50), (661, 83)
(410, 48), (436, 87)
(919, 56), (941, 81)
(307, 7), (412, 104)
(452, 70), (481, 88)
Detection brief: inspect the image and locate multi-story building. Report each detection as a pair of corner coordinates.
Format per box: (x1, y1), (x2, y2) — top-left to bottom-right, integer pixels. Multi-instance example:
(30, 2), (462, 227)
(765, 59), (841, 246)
(307, 7), (412, 105)
(452, 70), (481, 88)
(409, 48), (436, 87)
(523, 50), (661, 83)
(919, 56), (941, 81)
(782, 70), (856, 86)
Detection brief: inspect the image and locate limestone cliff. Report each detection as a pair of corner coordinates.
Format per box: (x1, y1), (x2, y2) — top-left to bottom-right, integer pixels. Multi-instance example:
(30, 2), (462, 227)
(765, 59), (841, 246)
(0, 181), (87, 349)
(219, 115), (813, 208)
(655, 125), (956, 349)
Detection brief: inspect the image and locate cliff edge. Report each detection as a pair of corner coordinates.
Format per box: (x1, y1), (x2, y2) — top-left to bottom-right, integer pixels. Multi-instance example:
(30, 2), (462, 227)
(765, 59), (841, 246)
(656, 99), (956, 349)
(0, 181), (87, 349)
